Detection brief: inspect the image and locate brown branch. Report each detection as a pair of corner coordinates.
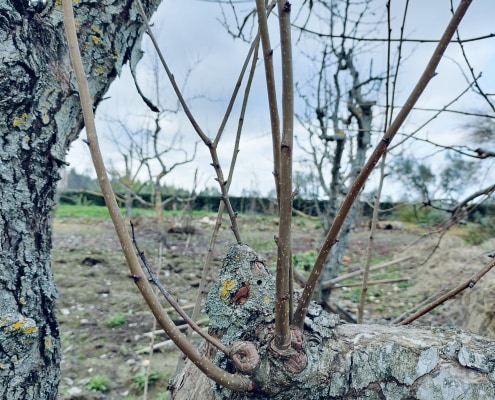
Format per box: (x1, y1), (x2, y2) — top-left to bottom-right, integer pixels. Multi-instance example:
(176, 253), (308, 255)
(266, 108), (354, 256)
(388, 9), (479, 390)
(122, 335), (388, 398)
(399, 256), (495, 325)
(273, 0), (294, 351)
(255, 0), (281, 204)
(62, 0), (253, 391)
(293, 0), (474, 329)
(130, 222), (230, 356)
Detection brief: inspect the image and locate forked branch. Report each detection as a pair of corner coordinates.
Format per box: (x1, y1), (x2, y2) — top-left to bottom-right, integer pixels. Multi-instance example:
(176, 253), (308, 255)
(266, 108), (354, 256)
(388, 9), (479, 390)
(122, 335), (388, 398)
(134, 0), (243, 243)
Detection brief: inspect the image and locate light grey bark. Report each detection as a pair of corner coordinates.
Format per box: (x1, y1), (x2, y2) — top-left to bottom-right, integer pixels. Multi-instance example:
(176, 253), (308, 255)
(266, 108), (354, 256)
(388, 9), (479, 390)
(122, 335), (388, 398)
(318, 55), (374, 304)
(172, 245), (495, 400)
(0, 0), (161, 398)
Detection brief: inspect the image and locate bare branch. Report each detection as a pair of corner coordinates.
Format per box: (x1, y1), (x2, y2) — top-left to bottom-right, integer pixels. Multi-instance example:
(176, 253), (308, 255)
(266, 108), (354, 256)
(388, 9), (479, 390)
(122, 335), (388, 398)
(255, 0), (281, 204)
(293, 25), (495, 44)
(273, 0), (294, 351)
(399, 255), (495, 326)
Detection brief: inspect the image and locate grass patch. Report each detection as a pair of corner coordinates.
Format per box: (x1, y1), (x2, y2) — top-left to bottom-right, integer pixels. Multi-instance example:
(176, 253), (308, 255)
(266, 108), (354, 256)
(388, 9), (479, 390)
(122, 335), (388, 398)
(133, 369), (162, 393)
(55, 204), (113, 218)
(54, 204), (215, 220)
(85, 375), (109, 392)
(104, 313), (127, 328)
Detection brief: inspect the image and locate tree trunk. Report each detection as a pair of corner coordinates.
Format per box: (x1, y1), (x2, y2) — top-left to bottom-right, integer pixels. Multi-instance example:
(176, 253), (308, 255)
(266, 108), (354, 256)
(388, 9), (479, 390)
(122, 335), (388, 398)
(0, 0), (161, 397)
(171, 244), (495, 400)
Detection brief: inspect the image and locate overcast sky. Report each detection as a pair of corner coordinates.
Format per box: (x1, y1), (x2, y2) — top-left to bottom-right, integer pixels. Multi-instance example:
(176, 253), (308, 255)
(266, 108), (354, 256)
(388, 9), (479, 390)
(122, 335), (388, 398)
(67, 0), (495, 199)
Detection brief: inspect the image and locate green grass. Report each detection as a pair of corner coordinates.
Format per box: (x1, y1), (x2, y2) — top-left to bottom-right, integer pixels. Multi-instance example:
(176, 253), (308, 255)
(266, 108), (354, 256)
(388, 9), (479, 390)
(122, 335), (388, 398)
(104, 313), (127, 328)
(133, 369), (161, 392)
(85, 375), (109, 392)
(55, 204), (113, 218)
(54, 204), (213, 219)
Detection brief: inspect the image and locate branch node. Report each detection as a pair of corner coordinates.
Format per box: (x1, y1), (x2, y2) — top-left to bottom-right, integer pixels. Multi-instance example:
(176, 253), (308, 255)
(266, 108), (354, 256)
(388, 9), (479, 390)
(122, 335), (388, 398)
(230, 341), (260, 374)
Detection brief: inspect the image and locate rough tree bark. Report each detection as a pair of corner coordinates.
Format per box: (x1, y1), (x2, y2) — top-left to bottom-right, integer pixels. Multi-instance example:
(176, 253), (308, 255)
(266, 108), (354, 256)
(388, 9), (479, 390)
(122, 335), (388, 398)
(0, 0), (161, 398)
(172, 245), (495, 399)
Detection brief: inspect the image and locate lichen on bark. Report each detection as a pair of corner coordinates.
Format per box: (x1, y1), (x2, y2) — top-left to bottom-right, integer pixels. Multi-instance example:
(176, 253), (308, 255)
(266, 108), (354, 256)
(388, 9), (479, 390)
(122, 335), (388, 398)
(198, 245), (495, 400)
(0, 0), (162, 397)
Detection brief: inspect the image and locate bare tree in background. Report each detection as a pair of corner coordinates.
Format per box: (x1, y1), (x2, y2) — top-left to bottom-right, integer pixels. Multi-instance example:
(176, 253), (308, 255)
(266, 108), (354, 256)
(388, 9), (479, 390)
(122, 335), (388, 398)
(104, 54), (199, 220)
(294, 0), (383, 306)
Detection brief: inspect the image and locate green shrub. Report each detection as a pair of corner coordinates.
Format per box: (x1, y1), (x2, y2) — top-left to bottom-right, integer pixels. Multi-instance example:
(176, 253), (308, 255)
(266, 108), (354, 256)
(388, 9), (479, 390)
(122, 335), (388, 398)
(463, 214), (495, 245)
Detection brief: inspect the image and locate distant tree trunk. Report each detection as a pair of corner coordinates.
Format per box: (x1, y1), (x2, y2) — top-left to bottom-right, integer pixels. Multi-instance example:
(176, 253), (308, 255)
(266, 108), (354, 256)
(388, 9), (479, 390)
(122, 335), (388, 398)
(319, 91), (374, 304)
(0, 0), (161, 397)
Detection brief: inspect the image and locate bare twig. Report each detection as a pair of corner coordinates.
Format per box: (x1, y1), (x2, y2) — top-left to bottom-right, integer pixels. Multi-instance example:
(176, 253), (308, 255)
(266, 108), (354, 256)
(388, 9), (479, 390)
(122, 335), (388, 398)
(130, 222), (230, 357)
(332, 278), (410, 289)
(292, 26), (494, 44)
(143, 247), (162, 400)
(62, 0), (252, 391)
(293, 0), (474, 329)
(178, 38), (262, 374)
(358, 154), (386, 323)
(255, 0), (281, 204)
(134, 0), (243, 243)
(321, 255), (412, 289)
(399, 256), (495, 325)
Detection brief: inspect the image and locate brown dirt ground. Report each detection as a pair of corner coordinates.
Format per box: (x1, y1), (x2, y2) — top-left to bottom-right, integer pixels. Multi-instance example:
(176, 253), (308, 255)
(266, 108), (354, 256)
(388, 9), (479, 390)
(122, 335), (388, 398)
(53, 214), (495, 399)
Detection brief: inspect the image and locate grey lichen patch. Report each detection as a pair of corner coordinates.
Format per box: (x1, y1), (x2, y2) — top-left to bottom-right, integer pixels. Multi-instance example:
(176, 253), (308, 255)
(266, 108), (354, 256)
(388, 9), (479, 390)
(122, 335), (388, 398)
(416, 366), (495, 399)
(304, 301), (340, 339)
(350, 342), (439, 389)
(206, 244), (276, 342)
(0, 313), (39, 371)
(458, 345), (495, 375)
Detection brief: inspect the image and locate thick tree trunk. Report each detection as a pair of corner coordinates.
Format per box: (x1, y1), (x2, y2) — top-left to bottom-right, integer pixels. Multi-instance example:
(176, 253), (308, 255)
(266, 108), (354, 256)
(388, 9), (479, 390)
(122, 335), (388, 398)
(0, 0), (161, 397)
(172, 245), (495, 400)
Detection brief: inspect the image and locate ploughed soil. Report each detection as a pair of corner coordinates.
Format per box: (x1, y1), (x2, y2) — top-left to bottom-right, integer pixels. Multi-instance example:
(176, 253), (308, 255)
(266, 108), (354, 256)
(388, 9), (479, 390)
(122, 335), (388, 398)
(53, 213), (495, 399)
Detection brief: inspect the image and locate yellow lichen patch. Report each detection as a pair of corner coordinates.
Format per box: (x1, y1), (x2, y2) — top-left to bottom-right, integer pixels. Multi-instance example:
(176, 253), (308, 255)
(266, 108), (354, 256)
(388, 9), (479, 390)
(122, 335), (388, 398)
(220, 278), (236, 301)
(12, 113), (28, 128)
(91, 26), (102, 35)
(0, 363), (4, 369)
(95, 66), (105, 75)
(23, 326), (38, 335)
(263, 296), (270, 303)
(44, 336), (52, 350)
(11, 319), (25, 331)
(91, 35), (100, 45)
(19, 298), (26, 305)
(23, 137), (30, 143)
